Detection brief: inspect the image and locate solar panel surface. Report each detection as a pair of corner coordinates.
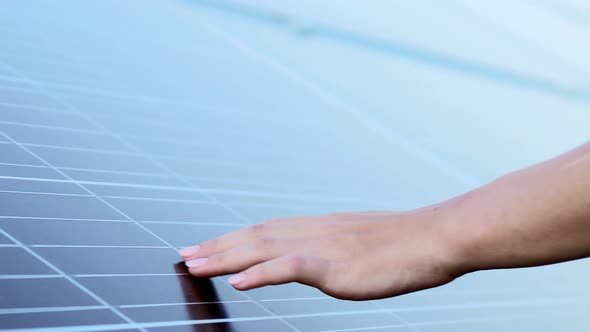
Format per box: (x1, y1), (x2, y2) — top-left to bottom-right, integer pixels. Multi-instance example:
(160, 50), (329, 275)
(1, 0), (589, 331)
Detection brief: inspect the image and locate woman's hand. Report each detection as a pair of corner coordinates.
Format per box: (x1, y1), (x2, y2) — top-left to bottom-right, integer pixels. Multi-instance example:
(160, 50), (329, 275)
(180, 142), (590, 301)
(180, 208), (464, 301)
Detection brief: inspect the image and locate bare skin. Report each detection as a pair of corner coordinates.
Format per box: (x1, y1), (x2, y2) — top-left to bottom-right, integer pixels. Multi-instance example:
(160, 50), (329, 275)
(180, 142), (590, 301)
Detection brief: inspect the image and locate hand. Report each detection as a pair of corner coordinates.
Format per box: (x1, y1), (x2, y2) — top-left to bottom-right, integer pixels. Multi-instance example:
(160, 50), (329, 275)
(180, 208), (465, 301)
(180, 142), (590, 301)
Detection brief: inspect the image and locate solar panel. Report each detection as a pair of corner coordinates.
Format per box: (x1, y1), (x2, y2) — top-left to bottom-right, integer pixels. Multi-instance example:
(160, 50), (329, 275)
(1, 0), (589, 331)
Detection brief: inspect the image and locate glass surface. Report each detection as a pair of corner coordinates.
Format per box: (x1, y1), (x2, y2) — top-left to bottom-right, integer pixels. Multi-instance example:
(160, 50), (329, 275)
(0, 1), (589, 331)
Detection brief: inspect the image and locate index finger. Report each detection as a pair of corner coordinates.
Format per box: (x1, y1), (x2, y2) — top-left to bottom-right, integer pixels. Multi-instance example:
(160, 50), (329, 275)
(179, 216), (315, 260)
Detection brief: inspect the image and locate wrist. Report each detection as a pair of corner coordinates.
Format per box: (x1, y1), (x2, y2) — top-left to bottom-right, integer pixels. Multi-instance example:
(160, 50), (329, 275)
(430, 191), (491, 277)
(402, 202), (480, 281)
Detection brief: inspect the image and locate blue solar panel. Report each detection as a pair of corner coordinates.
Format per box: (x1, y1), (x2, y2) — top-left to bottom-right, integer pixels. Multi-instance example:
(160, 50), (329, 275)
(0, 1), (589, 331)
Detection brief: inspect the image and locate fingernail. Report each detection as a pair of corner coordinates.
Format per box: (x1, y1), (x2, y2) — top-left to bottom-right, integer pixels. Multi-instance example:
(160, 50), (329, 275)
(228, 273), (246, 286)
(185, 258), (208, 268)
(179, 245), (200, 258)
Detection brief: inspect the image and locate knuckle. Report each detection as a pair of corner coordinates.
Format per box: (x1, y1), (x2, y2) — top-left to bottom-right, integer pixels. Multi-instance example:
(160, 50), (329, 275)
(284, 255), (306, 276)
(317, 231), (361, 261)
(201, 239), (218, 252)
(248, 223), (267, 238)
(209, 253), (225, 265)
(319, 220), (344, 232)
(255, 237), (276, 252)
(326, 212), (356, 220)
(266, 218), (284, 225)
(343, 230), (362, 247)
(340, 232), (363, 259)
(315, 221), (342, 237)
(321, 234), (341, 249)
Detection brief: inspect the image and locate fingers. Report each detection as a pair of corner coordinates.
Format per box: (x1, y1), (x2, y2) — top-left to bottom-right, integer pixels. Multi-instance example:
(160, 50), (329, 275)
(180, 217), (316, 261)
(186, 237), (299, 277)
(227, 255), (333, 291)
(179, 224), (269, 261)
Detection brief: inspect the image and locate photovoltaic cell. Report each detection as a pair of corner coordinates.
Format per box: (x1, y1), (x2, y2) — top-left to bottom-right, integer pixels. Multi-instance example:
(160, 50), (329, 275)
(0, 310), (126, 330)
(0, 278), (99, 309)
(0, 0), (589, 331)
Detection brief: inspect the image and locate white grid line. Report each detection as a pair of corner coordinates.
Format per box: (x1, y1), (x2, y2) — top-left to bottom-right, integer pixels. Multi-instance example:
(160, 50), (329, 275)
(18, 141), (291, 173)
(0, 174), (383, 206)
(2, 161), (341, 198)
(73, 273), (188, 278)
(0, 189), (91, 197)
(29, 245), (171, 249)
(0, 161), (48, 169)
(0, 215), (245, 227)
(118, 300), (251, 309)
(0, 306), (107, 315)
(0, 99), (304, 153)
(0, 120), (107, 136)
(0, 274), (61, 280)
(0, 216), (130, 223)
(0, 101), (69, 114)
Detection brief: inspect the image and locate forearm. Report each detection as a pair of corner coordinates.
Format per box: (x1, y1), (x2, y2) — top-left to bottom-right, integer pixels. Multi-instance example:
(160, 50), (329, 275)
(444, 142), (590, 273)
